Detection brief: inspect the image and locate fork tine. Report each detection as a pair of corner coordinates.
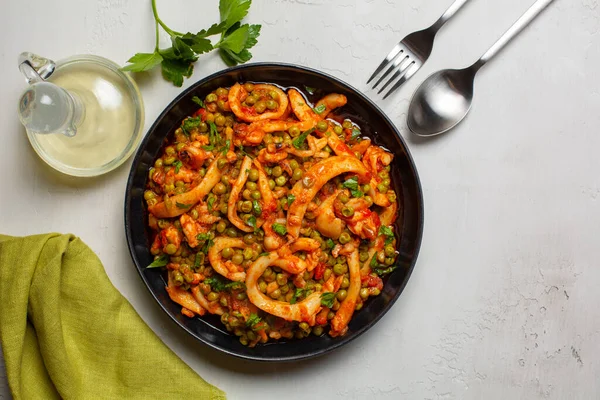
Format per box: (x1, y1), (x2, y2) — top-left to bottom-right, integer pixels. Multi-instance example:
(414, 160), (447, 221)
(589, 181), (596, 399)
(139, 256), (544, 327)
(377, 58), (413, 94)
(367, 44), (403, 84)
(372, 52), (407, 89)
(382, 64), (420, 100)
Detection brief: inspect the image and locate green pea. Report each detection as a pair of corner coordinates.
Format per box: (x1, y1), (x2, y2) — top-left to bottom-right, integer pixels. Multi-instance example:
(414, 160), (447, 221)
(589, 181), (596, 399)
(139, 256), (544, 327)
(333, 125), (343, 135)
(360, 288), (369, 300)
(312, 326), (324, 336)
(217, 159), (227, 169)
(248, 169), (259, 182)
(339, 232), (351, 244)
(173, 271), (184, 285)
(265, 167), (273, 175)
(243, 248), (254, 260)
(165, 146), (176, 156)
(377, 183), (388, 193)
(316, 120), (328, 133)
(144, 190), (156, 200)
(244, 82), (255, 92)
(388, 192), (397, 202)
(220, 203), (228, 214)
(154, 158), (163, 168)
(385, 245), (395, 257)
(323, 268), (333, 281)
(266, 100), (278, 110)
(255, 101), (267, 113)
(251, 190), (261, 200)
(355, 302), (363, 311)
(236, 292), (247, 301)
(221, 247), (234, 259)
(175, 180), (185, 188)
(206, 93), (218, 103)
(270, 289), (281, 299)
(190, 209), (199, 220)
(341, 206), (354, 217)
(292, 169), (303, 180)
(275, 176), (286, 186)
(363, 184), (371, 193)
(298, 322), (310, 333)
(372, 288), (381, 296)
(342, 120), (353, 130)
(198, 122), (208, 132)
(243, 234), (255, 245)
(269, 90), (279, 100)
(384, 257), (394, 266)
(215, 115), (226, 126)
(216, 221), (227, 233)
(332, 300), (341, 311)
(245, 95), (257, 106)
(207, 292), (219, 302)
(359, 251), (369, 262)
(338, 193), (349, 204)
(341, 277), (350, 289)
(259, 281), (267, 293)
(220, 296), (228, 307)
(164, 244), (177, 255)
(246, 181), (257, 191)
(241, 201), (252, 213)
(241, 189), (250, 200)
(276, 273), (287, 286)
(226, 228), (238, 237)
(232, 253), (244, 265)
(273, 135), (283, 144)
(272, 166), (282, 177)
(364, 195), (374, 207)
(214, 183), (226, 195)
(289, 126), (301, 137)
(268, 179), (276, 190)
(337, 290), (348, 301)
(333, 263), (348, 275)
(286, 159), (298, 170)
(198, 168), (206, 177)
(163, 156), (176, 165)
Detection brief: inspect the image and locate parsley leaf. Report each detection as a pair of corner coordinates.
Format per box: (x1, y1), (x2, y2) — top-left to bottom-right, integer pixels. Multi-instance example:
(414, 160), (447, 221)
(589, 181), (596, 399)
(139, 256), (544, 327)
(342, 176), (364, 198)
(204, 276), (227, 292)
(218, 24), (250, 53)
(320, 292), (336, 308)
(313, 104), (326, 114)
(161, 57), (194, 87)
(121, 52), (163, 72)
(194, 253), (203, 268)
(192, 96), (205, 108)
(292, 129), (313, 149)
(246, 312), (262, 327)
(287, 194), (296, 207)
(259, 252), (270, 257)
(272, 223), (287, 236)
(246, 215), (257, 228)
(351, 129), (362, 140)
(290, 288), (306, 305)
(196, 233), (211, 242)
(379, 226), (395, 245)
(176, 202), (192, 209)
(147, 254), (168, 269)
(208, 122), (220, 146)
(238, 144), (248, 156)
(220, 139), (231, 155)
(173, 160), (183, 174)
(220, 0), (252, 29)
(326, 239), (335, 249)
(202, 145), (215, 151)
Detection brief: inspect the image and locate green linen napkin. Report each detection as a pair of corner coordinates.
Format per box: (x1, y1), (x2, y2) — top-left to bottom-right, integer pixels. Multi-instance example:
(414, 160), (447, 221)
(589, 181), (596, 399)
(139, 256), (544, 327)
(0, 233), (226, 400)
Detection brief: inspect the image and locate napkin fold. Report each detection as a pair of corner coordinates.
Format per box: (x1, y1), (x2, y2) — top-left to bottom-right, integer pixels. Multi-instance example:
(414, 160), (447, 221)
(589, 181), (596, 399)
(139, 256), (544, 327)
(0, 233), (225, 400)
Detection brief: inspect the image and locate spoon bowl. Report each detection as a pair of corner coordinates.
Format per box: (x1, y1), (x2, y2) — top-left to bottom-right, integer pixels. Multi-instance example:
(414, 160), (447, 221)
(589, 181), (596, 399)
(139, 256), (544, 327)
(407, 67), (476, 137)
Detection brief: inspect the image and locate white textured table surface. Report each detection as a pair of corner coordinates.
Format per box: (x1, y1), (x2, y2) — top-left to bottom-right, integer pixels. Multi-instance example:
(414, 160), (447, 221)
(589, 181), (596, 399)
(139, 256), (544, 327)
(1, 0), (599, 399)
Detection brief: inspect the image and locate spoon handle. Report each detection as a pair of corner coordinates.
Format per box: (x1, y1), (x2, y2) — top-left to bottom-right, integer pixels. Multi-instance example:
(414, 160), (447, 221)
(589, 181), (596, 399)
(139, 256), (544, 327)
(431, 0), (470, 32)
(476, 0), (554, 68)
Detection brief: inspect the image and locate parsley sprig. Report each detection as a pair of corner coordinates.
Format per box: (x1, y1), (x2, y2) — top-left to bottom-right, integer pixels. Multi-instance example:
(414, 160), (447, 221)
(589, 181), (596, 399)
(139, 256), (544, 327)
(122, 0), (261, 87)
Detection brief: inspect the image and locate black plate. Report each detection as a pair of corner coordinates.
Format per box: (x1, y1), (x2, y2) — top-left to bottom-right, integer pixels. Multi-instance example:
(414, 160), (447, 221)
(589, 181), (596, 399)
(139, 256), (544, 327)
(124, 63), (424, 361)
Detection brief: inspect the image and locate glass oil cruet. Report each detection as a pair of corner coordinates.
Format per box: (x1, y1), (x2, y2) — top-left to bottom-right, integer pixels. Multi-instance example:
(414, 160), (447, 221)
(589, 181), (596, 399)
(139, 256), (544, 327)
(17, 52), (145, 177)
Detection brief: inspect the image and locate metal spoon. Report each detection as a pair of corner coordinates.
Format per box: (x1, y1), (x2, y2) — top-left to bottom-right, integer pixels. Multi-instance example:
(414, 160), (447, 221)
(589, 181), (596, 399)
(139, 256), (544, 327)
(407, 0), (555, 137)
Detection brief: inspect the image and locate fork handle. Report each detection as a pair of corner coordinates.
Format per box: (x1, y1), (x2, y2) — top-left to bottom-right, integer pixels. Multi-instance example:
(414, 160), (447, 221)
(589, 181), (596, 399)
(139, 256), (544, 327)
(431, 0), (469, 32)
(475, 0), (555, 68)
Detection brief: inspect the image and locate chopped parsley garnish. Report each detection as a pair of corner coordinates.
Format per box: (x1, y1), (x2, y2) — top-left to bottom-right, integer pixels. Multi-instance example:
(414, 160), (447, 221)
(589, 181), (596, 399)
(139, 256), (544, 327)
(207, 194), (216, 211)
(246, 313), (262, 327)
(304, 86), (316, 95)
(173, 160), (183, 174)
(252, 200), (262, 216)
(203, 276), (246, 292)
(246, 215), (257, 228)
(287, 194), (296, 207)
(194, 253), (203, 268)
(146, 254), (168, 269)
(290, 288), (307, 304)
(202, 144), (215, 151)
(351, 129), (361, 140)
(192, 96), (205, 108)
(370, 254), (396, 276)
(342, 176), (363, 198)
(326, 239), (335, 249)
(220, 139), (231, 155)
(272, 223), (287, 236)
(292, 128), (313, 149)
(320, 292), (336, 308)
(182, 117), (201, 133)
(258, 252), (270, 257)
(379, 226), (395, 245)
(312, 104), (326, 114)
(176, 202), (192, 209)
(208, 121), (220, 146)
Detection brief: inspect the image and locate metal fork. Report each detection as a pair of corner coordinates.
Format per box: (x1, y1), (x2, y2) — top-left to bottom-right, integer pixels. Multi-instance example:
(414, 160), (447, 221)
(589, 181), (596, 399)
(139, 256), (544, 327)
(367, 0), (469, 99)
